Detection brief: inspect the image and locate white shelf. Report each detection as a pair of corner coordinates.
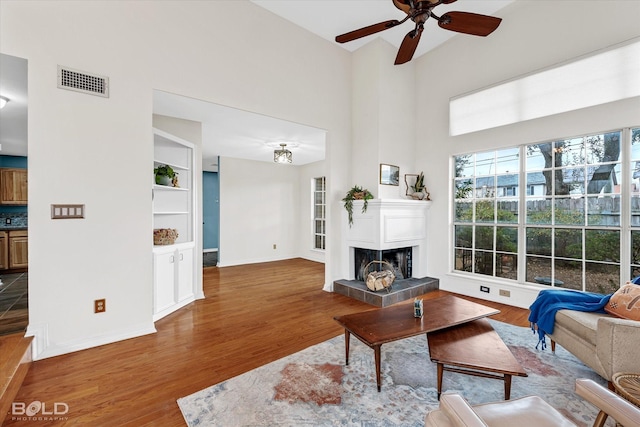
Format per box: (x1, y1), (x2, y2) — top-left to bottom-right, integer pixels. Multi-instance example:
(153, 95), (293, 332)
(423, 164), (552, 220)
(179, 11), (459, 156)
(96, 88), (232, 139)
(153, 184), (188, 191)
(153, 211), (189, 215)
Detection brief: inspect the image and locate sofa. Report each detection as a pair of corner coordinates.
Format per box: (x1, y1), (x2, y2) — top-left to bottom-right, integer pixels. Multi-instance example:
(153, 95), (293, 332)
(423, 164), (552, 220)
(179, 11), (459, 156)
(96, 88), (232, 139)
(547, 308), (640, 385)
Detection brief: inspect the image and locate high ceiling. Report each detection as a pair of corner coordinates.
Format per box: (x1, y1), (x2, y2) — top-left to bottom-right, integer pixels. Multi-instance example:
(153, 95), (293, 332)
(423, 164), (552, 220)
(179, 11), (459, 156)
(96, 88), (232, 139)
(0, 1), (514, 163)
(251, 0), (514, 60)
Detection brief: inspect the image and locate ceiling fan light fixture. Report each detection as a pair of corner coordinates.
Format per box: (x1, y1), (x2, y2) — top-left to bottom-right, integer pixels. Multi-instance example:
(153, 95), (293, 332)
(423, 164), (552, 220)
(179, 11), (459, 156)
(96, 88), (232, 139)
(274, 143), (293, 164)
(0, 96), (9, 109)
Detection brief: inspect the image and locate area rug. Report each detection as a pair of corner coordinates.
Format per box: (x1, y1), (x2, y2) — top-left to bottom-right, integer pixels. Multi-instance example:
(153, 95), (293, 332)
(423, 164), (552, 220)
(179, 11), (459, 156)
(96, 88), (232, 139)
(177, 319), (613, 427)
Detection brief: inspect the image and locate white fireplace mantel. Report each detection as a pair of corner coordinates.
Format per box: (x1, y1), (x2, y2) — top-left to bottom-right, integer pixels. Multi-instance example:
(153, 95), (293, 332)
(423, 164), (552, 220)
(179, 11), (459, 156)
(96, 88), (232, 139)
(345, 199), (431, 250)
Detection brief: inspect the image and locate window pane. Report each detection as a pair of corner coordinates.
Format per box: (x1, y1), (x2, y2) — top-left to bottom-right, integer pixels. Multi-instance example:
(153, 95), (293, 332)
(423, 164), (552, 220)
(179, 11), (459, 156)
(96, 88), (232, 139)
(475, 200), (494, 223)
(496, 147), (519, 174)
(455, 249), (473, 272)
(554, 167), (583, 195)
(455, 225), (472, 248)
(475, 251), (493, 276)
(554, 259), (582, 290)
(526, 227), (551, 256)
(455, 178), (474, 199)
(526, 143), (551, 171)
(585, 229), (619, 262)
(476, 151), (495, 175)
(632, 195), (640, 226)
(587, 195), (620, 226)
(554, 197), (584, 225)
(497, 199), (517, 223)
(496, 227), (517, 252)
(497, 253), (517, 280)
(585, 262), (619, 294)
(526, 172), (547, 195)
(526, 256), (551, 284)
(558, 138), (585, 167)
(526, 198), (552, 224)
(455, 201), (473, 222)
(586, 164), (621, 195)
(476, 226), (494, 250)
(554, 228), (582, 259)
(497, 174), (518, 198)
(455, 154), (474, 178)
(631, 230), (640, 265)
(475, 177), (495, 198)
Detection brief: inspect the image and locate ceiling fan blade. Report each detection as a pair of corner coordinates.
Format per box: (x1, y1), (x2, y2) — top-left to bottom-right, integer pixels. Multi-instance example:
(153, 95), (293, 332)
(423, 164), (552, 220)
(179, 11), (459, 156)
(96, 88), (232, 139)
(394, 26), (423, 65)
(438, 11), (502, 36)
(336, 20), (401, 43)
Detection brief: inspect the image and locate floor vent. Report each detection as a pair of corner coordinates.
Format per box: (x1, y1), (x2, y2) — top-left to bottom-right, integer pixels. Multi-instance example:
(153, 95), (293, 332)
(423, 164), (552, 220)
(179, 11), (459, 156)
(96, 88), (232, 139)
(57, 66), (109, 98)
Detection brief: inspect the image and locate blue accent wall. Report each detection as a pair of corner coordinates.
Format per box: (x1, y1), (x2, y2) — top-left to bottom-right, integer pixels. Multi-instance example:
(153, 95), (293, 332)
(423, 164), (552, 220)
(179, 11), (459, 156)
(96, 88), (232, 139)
(0, 155), (28, 215)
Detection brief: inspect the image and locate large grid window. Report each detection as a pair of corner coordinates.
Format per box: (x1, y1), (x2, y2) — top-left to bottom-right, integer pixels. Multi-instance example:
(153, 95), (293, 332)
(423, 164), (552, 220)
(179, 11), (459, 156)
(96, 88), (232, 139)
(313, 177), (326, 250)
(454, 128), (639, 293)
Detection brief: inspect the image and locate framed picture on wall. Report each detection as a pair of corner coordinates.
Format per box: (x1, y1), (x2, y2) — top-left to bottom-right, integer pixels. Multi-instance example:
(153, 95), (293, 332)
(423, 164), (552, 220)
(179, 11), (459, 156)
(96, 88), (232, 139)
(380, 164), (400, 186)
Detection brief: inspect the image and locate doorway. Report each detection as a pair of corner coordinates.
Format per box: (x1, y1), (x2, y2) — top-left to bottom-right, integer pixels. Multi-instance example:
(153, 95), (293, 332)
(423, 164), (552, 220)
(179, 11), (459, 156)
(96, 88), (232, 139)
(203, 170), (219, 267)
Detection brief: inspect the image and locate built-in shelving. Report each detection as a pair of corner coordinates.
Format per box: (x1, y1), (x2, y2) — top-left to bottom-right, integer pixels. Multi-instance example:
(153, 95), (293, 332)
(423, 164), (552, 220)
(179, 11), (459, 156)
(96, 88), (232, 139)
(152, 128), (197, 321)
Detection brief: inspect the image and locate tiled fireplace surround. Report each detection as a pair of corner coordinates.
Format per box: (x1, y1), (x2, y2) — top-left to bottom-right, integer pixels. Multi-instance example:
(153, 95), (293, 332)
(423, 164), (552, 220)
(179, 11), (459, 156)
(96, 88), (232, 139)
(334, 199), (439, 306)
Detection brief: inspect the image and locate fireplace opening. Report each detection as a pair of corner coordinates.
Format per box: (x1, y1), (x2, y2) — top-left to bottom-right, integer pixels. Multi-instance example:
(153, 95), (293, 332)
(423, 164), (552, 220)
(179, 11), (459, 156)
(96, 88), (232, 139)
(354, 247), (412, 282)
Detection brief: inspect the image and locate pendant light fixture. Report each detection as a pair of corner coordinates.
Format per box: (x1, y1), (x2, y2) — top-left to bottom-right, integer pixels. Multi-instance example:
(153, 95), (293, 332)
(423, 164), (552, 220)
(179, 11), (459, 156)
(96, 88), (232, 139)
(274, 143), (292, 164)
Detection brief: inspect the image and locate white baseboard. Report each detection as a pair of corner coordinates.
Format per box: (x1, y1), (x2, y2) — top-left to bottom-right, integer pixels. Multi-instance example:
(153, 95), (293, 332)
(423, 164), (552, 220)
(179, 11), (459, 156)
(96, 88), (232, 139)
(26, 322), (157, 361)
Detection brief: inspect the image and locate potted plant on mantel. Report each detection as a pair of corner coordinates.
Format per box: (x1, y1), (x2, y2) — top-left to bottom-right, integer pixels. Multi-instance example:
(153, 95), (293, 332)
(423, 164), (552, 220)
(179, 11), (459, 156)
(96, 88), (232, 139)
(154, 164), (178, 187)
(410, 172), (430, 200)
(342, 185), (374, 227)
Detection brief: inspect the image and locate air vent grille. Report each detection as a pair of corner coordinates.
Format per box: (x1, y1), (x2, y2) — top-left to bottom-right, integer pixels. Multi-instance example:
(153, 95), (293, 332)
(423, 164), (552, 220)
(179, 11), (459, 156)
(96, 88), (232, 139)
(57, 66), (109, 97)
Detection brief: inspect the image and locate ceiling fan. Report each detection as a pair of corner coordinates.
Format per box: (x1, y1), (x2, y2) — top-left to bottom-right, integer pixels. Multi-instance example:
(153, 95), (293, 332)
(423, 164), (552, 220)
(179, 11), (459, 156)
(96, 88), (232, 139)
(335, 0), (502, 65)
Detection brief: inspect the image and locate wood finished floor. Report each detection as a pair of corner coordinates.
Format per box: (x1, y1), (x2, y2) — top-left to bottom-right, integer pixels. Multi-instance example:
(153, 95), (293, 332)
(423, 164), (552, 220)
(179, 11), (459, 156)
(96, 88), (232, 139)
(4, 259), (529, 426)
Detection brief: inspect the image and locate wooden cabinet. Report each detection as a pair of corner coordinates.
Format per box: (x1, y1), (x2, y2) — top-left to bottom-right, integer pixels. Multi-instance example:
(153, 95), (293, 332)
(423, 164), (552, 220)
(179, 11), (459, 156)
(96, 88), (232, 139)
(0, 232), (8, 270)
(0, 229), (27, 270)
(0, 168), (28, 205)
(9, 230), (28, 269)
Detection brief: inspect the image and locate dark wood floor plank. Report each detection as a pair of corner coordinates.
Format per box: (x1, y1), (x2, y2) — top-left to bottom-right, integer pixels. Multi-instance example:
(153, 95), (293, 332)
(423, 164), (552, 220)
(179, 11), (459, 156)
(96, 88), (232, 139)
(3, 259), (529, 426)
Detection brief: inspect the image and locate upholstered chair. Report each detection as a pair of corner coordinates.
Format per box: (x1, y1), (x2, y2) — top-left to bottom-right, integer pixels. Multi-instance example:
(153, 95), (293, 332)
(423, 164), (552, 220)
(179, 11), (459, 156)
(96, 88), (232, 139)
(424, 378), (640, 427)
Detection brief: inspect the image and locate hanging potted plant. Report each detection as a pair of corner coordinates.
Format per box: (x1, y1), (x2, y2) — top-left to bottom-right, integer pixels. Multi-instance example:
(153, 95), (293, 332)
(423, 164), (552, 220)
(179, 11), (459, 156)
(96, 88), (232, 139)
(342, 185), (374, 227)
(154, 164), (177, 186)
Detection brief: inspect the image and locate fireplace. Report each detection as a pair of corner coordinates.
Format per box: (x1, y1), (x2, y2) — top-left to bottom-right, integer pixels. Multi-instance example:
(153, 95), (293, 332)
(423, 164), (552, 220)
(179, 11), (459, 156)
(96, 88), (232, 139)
(334, 199), (438, 306)
(354, 247), (412, 281)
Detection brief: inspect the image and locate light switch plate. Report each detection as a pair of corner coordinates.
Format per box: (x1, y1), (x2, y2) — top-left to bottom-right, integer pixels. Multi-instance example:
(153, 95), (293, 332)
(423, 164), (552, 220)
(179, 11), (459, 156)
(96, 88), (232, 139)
(51, 204), (85, 219)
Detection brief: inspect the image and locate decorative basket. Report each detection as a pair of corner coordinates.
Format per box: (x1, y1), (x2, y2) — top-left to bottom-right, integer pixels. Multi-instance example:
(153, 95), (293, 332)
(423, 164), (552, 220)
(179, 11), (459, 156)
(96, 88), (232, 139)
(153, 228), (178, 245)
(364, 260), (396, 292)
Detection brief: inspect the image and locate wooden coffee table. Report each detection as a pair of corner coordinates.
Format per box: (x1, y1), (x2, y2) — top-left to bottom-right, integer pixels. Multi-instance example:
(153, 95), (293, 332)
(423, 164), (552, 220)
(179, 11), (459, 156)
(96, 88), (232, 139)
(333, 295), (500, 391)
(427, 318), (527, 400)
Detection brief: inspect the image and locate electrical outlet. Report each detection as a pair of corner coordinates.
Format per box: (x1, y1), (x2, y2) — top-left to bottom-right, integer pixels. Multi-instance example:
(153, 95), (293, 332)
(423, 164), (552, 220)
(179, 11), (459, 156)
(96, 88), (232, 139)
(5, 218), (11, 225)
(273, 244), (277, 250)
(480, 285), (490, 293)
(94, 299), (106, 313)
(499, 289), (511, 297)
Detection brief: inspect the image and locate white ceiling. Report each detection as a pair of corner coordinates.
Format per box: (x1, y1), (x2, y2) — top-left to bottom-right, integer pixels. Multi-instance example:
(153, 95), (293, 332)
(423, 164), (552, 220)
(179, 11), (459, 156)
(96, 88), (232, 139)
(251, 0), (514, 60)
(0, 0), (513, 164)
(153, 90), (327, 169)
(0, 54), (28, 156)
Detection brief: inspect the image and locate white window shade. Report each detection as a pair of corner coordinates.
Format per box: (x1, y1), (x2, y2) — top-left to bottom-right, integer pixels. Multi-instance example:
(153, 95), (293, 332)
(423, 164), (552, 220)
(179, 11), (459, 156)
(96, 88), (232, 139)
(450, 38), (640, 136)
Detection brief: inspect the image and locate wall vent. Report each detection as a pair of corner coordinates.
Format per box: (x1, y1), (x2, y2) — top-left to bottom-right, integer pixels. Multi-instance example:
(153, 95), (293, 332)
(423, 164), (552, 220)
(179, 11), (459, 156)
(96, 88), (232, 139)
(57, 66), (109, 98)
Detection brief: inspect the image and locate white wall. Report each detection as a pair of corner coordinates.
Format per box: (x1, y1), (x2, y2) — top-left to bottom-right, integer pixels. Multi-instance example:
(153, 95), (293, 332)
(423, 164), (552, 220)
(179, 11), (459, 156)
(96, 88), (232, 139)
(351, 39), (417, 200)
(219, 157), (300, 266)
(414, 0), (640, 308)
(0, 0), (352, 358)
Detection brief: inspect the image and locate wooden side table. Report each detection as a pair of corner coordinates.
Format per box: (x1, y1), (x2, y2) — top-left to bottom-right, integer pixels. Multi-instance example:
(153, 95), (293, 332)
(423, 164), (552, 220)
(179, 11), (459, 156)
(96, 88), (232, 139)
(612, 372), (640, 408)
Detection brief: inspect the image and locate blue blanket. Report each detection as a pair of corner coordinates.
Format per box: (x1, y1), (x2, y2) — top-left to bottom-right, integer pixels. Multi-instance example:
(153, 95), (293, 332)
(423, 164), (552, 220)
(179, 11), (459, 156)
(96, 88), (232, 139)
(528, 289), (612, 350)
